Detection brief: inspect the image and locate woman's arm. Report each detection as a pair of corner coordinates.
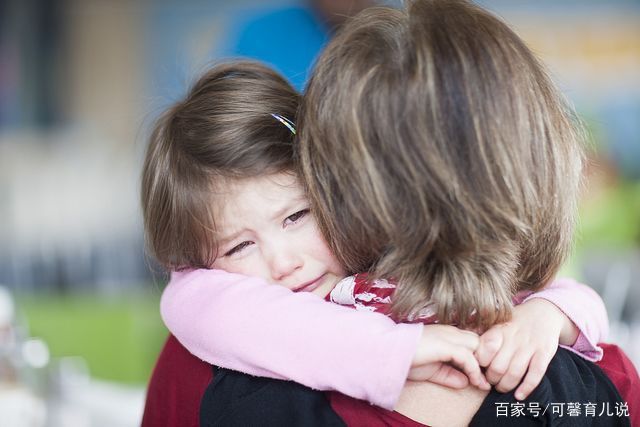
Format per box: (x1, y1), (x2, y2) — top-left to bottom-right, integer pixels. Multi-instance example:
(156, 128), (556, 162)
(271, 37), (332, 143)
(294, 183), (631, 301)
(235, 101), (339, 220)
(161, 269), (422, 410)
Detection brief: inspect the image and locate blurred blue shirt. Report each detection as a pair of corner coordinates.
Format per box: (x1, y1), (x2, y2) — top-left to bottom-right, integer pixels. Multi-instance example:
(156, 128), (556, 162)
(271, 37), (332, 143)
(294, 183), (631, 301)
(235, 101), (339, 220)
(224, 5), (330, 92)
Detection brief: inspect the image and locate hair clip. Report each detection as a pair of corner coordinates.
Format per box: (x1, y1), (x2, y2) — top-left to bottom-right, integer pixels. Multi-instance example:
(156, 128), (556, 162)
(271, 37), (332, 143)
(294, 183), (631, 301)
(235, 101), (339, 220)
(270, 113), (297, 135)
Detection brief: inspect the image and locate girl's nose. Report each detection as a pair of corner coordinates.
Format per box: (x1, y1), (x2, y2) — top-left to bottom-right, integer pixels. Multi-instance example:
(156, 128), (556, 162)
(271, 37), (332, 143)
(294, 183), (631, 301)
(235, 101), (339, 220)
(268, 248), (304, 282)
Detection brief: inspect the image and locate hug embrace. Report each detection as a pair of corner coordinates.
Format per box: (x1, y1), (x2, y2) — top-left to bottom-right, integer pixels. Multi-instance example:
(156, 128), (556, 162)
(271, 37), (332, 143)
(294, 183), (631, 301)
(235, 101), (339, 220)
(141, 1), (639, 425)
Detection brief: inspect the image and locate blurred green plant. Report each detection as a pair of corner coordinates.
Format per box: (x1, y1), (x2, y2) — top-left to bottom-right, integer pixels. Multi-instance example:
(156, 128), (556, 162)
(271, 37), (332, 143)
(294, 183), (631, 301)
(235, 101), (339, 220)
(576, 181), (640, 251)
(18, 290), (167, 385)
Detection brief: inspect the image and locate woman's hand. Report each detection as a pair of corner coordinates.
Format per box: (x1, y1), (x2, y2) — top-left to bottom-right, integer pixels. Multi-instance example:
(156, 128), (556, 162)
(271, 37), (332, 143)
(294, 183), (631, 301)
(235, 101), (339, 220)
(408, 324), (491, 391)
(475, 298), (579, 400)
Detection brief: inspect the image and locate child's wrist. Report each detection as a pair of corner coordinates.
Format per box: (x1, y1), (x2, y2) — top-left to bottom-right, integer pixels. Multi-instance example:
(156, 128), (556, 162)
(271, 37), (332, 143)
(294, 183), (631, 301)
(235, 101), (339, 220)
(522, 298), (578, 346)
(558, 316), (579, 346)
(537, 298), (578, 346)
(410, 325), (427, 367)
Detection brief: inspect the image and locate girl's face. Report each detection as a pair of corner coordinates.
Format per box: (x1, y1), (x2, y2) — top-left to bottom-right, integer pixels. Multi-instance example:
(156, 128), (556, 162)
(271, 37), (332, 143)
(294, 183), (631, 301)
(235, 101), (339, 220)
(212, 173), (346, 298)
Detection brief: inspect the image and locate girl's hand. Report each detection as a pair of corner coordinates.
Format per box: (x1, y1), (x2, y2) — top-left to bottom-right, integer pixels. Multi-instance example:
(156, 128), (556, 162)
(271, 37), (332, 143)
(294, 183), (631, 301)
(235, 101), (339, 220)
(408, 324), (491, 391)
(475, 298), (579, 400)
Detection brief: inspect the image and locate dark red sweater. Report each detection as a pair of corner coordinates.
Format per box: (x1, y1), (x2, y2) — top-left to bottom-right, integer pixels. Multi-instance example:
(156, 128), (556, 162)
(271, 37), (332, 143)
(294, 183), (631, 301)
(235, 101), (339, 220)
(142, 335), (638, 427)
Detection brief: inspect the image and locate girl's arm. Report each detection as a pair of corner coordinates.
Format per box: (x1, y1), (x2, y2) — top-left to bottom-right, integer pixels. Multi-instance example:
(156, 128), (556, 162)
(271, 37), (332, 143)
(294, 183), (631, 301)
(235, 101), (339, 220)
(515, 277), (608, 362)
(161, 268), (423, 410)
(475, 277), (609, 401)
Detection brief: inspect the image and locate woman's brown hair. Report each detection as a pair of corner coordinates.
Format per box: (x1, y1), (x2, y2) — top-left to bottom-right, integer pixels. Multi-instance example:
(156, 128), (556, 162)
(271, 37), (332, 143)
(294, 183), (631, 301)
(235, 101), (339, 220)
(299, 0), (584, 329)
(142, 61), (300, 270)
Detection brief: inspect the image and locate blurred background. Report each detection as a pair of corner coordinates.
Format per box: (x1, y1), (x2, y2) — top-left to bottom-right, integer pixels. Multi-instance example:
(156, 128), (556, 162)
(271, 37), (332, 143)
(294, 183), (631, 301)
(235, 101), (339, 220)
(0, 0), (638, 425)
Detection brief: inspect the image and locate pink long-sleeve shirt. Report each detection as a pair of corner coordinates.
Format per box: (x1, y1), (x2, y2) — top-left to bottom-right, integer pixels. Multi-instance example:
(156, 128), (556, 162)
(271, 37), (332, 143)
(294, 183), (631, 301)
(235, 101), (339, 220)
(161, 270), (608, 410)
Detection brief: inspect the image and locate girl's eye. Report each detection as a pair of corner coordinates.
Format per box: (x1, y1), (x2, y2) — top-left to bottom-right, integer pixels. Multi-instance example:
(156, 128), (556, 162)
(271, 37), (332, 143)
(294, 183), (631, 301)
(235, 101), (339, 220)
(223, 241), (253, 257)
(284, 209), (310, 226)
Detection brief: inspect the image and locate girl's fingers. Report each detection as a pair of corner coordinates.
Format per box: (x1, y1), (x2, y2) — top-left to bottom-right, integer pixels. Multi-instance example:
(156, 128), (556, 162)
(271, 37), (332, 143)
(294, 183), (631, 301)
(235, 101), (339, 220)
(439, 325), (480, 351)
(448, 346), (491, 390)
(485, 338), (516, 385)
(476, 327), (503, 367)
(407, 364), (437, 381)
(428, 364), (470, 389)
(494, 349), (532, 393)
(514, 350), (555, 400)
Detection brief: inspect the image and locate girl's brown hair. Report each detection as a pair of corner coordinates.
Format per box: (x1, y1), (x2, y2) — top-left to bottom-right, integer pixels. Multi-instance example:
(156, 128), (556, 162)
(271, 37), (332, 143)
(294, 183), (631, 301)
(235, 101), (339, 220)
(299, 0), (584, 329)
(142, 61), (300, 270)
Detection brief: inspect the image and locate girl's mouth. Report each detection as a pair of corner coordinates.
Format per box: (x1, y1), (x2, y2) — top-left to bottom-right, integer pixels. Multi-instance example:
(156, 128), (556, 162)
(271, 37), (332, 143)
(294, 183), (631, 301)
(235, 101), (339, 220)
(293, 274), (326, 293)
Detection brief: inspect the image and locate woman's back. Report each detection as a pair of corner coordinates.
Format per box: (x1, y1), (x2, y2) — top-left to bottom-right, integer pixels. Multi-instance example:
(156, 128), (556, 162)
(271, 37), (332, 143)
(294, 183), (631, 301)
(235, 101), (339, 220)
(394, 348), (630, 426)
(395, 380), (487, 426)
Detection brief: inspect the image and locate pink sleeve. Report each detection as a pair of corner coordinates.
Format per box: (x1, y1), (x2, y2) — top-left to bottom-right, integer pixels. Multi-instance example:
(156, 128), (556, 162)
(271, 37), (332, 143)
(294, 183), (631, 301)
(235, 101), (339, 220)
(513, 277), (609, 362)
(160, 269), (422, 410)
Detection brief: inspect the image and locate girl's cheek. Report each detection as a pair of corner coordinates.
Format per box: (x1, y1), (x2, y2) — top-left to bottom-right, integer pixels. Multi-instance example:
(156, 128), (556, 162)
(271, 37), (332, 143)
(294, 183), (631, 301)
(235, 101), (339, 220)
(213, 249), (253, 274)
(304, 222), (325, 245)
(212, 256), (235, 272)
(306, 224), (344, 272)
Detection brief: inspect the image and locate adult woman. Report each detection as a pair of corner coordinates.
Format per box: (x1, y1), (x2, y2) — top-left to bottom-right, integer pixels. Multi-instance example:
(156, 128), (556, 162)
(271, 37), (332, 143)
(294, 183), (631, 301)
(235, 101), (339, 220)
(143, 1), (638, 425)
(295, 1), (637, 423)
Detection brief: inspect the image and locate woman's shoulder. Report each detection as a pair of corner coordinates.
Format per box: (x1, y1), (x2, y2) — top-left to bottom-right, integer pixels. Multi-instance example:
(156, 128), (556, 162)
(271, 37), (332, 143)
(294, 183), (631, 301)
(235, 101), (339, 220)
(470, 348), (631, 426)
